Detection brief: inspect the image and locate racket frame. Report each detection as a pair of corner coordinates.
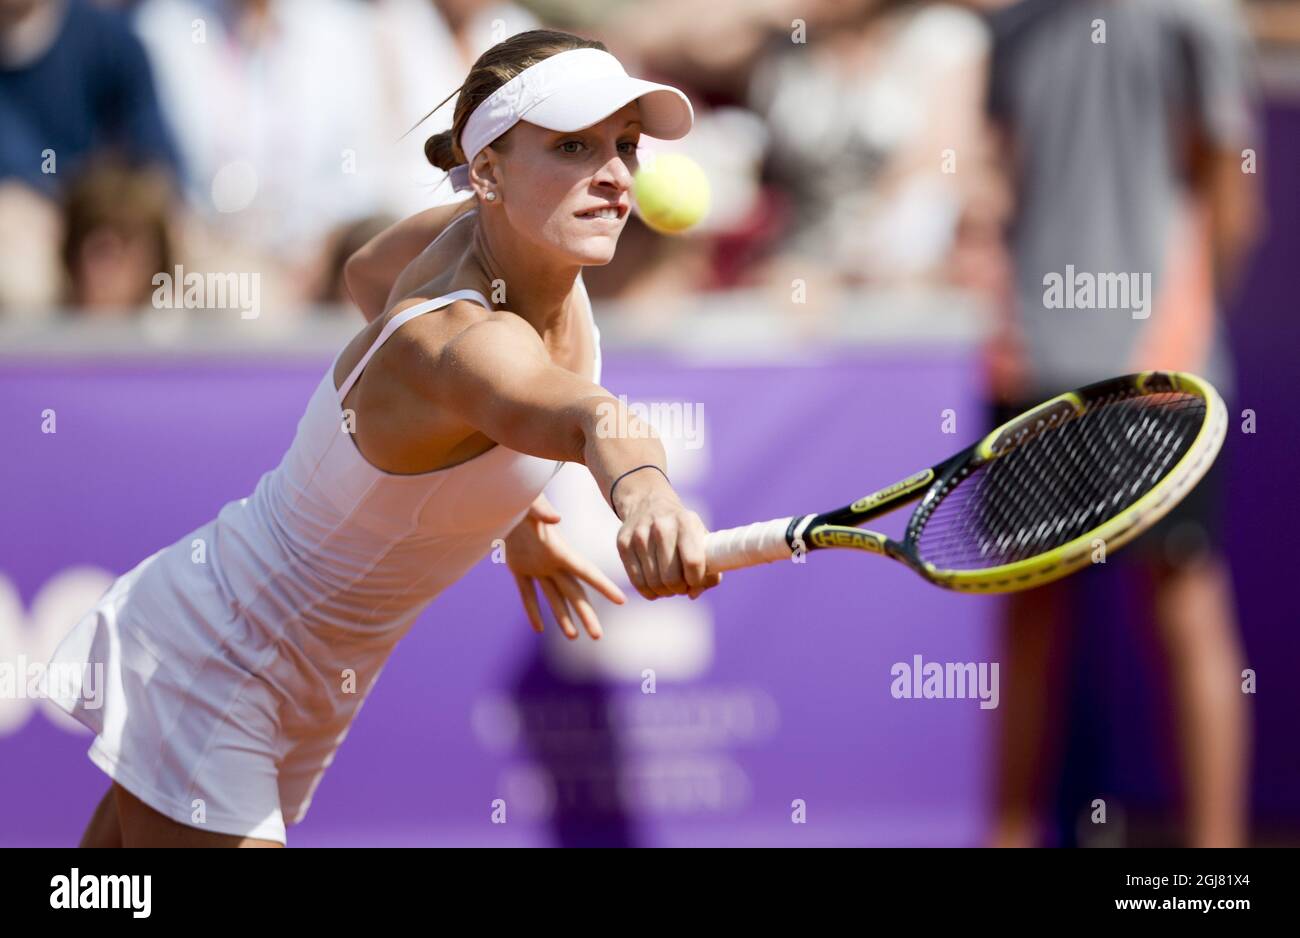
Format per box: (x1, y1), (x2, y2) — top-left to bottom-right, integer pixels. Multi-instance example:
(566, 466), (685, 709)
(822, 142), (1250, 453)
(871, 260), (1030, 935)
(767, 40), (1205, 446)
(787, 371), (1227, 592)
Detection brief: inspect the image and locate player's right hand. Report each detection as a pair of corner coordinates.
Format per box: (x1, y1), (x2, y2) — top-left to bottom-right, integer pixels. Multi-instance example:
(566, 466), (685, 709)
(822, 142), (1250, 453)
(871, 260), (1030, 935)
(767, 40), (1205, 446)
(615, 492), (723, 601)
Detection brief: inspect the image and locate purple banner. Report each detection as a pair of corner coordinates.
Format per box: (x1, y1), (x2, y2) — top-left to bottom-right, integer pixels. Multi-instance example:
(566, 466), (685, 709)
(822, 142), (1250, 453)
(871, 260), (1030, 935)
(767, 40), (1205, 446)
(1, 349), (999, 846)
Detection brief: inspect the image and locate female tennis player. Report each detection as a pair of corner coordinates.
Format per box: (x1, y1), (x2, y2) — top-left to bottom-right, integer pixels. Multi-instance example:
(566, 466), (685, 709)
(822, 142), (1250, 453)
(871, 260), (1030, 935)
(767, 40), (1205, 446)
(43, 30), (720, 847)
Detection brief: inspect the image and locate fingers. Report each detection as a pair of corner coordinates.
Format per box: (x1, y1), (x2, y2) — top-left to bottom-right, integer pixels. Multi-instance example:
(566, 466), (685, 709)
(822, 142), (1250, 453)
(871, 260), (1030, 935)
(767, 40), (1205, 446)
(677, 511), (721, 599)
(537, 576), (579, 640)
(651, 520), (687, 595)
(513, 573), (545, 633)
(518, 569), (609, 641)
(619, 523), (668, 600)
(616, 525), (650, 600)
(562, 549), (627, 605)
(675, 510), (709, 592)
(616, 544), (648, 601)
(687, 571), (723, 600)
(553, 574), (603, 640)
(617, 509), (721, 600)
(527, 492), (562, 524)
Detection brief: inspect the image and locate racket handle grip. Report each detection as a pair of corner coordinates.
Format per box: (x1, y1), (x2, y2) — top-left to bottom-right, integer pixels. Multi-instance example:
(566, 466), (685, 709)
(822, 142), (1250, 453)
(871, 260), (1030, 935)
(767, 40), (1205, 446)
(705, 517), (800, 574)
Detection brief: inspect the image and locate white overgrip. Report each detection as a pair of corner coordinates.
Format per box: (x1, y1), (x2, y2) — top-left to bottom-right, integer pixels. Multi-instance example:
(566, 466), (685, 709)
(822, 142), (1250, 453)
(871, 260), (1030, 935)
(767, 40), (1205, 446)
(704, 516), (801, 573)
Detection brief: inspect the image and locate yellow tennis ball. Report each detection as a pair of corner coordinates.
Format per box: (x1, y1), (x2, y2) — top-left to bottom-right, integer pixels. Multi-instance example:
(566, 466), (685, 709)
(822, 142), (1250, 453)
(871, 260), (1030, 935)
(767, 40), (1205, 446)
(633, 153), (711, 235)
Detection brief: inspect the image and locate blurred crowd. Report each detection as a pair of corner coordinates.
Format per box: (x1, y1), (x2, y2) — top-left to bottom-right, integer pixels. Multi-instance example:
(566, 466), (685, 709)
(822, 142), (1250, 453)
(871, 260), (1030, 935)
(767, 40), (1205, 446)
(0, 0), (1291, 324)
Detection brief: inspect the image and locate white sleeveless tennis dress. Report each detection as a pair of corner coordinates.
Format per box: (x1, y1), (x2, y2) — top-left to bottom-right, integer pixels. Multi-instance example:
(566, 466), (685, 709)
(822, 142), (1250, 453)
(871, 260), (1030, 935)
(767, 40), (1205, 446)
(41, 212), (602, 843)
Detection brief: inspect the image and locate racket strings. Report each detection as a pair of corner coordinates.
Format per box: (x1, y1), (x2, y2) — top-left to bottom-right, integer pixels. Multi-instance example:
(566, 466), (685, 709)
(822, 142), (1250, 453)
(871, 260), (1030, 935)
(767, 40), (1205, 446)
(911, 390), (1206, 571)
(990, 424), (1108, 559)
(922, 395), (1182, 561)
(918, 392), (1199, 565)
(963, 434), (1103, 563)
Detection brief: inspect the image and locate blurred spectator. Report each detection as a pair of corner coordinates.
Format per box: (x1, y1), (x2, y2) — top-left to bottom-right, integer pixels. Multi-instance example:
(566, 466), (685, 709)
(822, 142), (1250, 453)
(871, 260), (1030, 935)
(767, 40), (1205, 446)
(747, 0), (994, 291)
(0, 0), (182, 196)
(130, 0), (390, 302)
(368, 0), (544, 213)
(313, 211), (396, 308)
(1246, 0), (1300, 48)
(129, 0), (548, 314)
(0, 0), (181, 314)
(59, 157), (177, 315)
(0, 180), (62, 311)
(597, 0), (867, 103)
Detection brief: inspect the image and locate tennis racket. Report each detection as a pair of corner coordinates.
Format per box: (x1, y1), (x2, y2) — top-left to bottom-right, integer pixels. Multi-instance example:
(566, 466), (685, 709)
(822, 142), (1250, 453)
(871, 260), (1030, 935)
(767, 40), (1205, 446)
(703, 371), (1227, 593)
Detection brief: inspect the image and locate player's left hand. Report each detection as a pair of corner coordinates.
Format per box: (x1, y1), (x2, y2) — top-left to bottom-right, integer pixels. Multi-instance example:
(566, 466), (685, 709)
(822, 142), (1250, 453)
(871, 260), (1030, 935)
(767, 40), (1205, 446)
(504, 493), (627, 640)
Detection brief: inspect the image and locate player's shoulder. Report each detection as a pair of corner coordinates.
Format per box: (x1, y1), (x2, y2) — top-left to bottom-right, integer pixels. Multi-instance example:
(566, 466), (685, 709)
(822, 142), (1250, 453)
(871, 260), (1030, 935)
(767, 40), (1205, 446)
(389, 304), (546, 406)
(385, 294), (542, 371)
(441, 306), (548, 360)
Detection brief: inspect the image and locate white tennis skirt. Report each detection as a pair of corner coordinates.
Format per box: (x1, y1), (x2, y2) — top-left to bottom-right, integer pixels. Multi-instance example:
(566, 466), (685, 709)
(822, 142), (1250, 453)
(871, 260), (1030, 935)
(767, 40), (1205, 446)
(41, 525), (385, 844)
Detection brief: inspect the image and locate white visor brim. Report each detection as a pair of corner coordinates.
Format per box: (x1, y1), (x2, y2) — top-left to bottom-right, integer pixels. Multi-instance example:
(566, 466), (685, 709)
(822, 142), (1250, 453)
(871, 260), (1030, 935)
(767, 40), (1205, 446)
(521, 75), (694, 140)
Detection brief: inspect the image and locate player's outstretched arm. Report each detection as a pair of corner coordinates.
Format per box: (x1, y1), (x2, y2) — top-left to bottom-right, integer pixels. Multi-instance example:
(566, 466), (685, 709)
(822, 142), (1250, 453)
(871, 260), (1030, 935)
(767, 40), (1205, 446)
(429, 316), (722, 602)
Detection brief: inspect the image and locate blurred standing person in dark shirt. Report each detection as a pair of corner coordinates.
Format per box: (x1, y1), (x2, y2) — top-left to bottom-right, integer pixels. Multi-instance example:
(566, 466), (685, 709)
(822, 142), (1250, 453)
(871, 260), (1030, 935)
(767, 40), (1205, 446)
(0, 0), (181, 314)
(979, 0), (1262, 847)
(0, 0), (181, 194)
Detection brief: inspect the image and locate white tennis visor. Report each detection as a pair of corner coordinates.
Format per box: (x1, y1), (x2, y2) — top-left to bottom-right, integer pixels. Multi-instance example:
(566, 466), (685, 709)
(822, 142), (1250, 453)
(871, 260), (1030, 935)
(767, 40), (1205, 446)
(458, 47), (695, 167)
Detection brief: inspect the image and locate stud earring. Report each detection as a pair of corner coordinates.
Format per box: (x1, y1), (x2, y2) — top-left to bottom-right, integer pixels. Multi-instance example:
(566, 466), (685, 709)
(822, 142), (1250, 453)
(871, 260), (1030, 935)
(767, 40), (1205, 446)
(484, 191), (497, 202)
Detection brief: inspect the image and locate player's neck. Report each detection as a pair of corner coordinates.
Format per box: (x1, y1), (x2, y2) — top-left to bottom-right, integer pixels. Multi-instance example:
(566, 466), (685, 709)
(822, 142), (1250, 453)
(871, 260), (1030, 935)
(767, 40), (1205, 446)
(464, 218), (581, 337)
